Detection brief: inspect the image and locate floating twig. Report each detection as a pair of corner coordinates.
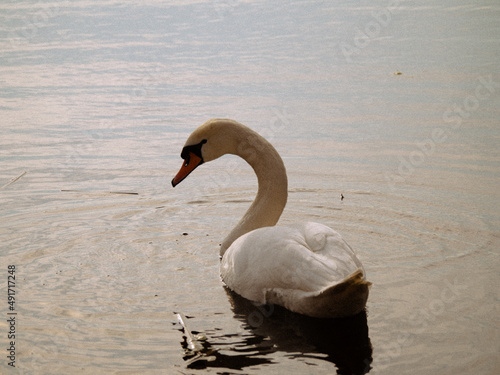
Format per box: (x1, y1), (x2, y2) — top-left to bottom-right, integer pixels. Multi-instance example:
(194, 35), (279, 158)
(176, 313), (204, 352)
(175, 312), (216, 368)
(60, 189), (138, 195)
(0, 171), (27, 190)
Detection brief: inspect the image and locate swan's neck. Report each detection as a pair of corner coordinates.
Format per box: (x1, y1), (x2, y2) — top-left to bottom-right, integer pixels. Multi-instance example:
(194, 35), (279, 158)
(220, 128), (288, 256)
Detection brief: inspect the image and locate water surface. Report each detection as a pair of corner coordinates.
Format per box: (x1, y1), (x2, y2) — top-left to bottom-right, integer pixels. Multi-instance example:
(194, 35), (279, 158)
(1, 1), (499, 374)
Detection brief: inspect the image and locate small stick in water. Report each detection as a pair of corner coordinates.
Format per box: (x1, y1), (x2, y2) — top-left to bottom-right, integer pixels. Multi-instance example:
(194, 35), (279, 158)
(176, 313), (203, 352)
(60, 190), (138, 195)
(175, 312), (216, 368)
(0, 171), (27, 190)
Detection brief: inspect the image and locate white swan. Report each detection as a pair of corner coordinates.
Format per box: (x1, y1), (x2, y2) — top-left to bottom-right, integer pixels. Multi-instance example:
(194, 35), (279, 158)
(172, 119), (370, 318)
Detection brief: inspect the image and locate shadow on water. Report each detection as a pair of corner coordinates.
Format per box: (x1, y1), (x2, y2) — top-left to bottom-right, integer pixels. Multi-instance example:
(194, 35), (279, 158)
(178, 287), (372, 373)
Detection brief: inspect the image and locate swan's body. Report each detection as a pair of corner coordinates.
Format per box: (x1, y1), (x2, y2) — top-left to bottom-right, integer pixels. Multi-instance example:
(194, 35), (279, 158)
(172, 119), (370, 318)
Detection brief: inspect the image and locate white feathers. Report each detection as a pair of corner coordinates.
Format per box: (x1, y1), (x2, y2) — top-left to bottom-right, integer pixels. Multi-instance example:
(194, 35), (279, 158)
(220, 222), (368, 316)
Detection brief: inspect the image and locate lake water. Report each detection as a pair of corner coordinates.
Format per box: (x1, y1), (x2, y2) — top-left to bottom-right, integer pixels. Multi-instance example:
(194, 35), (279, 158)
(1, 1), (499, 374)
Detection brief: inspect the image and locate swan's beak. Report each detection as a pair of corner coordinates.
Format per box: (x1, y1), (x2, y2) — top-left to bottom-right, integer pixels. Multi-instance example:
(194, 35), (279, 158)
(171, 152), (203, 187)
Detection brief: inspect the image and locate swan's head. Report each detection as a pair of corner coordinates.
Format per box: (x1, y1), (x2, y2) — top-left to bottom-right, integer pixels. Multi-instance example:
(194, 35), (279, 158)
(171, 119), (243, 187)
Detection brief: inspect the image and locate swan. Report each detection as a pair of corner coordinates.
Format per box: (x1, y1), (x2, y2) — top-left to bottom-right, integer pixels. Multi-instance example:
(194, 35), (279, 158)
(171, 119), (370, 318)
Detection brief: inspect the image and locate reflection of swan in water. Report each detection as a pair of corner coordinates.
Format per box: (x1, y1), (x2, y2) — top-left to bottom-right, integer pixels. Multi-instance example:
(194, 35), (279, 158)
(179, 287), (372, 372)
(172, 119), (370, 318)
(224, 287), (373, 374)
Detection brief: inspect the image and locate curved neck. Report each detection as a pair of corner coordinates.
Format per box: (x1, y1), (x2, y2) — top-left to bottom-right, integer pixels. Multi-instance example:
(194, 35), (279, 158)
(220, 128), (288, 256)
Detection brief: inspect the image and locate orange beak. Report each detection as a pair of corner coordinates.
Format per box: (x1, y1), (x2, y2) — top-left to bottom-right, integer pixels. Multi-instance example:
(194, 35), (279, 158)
(171, 152), (203, 187)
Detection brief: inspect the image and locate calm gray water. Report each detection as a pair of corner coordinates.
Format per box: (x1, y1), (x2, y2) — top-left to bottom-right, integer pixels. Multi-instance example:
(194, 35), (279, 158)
(1, 1), (499, 374)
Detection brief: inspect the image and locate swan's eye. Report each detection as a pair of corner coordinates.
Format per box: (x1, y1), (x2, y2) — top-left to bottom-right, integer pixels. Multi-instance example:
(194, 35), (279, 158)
(180, 139), (207, 164)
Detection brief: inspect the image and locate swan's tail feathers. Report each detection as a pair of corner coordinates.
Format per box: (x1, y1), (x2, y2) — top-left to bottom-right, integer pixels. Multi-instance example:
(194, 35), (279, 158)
(303, 269), (371, 318)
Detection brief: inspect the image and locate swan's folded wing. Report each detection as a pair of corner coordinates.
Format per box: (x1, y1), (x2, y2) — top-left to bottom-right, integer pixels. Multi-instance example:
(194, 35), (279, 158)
(220, 223), (365, 305)
(298, 221), (365, 274)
